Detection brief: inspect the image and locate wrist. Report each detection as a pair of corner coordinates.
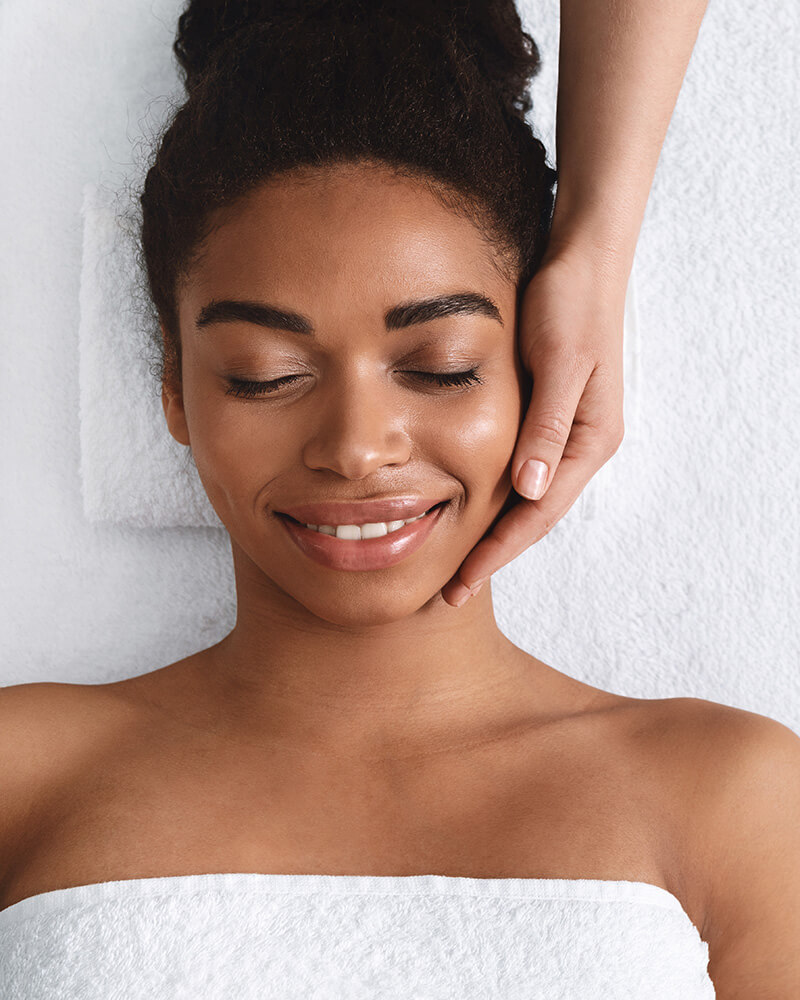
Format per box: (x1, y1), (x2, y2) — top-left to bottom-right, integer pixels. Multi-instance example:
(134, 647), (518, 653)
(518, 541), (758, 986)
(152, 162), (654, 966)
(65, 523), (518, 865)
(542, 197), (640, 285)
(539, 234), (633, 302)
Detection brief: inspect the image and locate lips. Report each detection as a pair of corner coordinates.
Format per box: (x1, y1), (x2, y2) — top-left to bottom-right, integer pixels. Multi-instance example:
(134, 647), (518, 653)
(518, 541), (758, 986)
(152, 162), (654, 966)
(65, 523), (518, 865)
(276, 496), (446, 527)
(278, 500), (447, 571)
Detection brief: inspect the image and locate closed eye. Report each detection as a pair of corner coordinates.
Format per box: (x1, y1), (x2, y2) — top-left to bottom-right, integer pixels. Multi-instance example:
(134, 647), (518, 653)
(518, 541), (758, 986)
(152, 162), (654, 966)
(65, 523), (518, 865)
(224, 368), (484, 398)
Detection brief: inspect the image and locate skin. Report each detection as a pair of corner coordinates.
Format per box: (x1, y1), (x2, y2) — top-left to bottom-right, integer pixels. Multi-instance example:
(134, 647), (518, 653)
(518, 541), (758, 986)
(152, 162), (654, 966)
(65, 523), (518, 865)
(157, 159), (596, 760)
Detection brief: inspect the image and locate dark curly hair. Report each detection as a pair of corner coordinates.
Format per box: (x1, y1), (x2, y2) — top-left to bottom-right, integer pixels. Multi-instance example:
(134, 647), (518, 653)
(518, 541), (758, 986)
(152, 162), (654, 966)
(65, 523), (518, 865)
(139, 0), (558, 390)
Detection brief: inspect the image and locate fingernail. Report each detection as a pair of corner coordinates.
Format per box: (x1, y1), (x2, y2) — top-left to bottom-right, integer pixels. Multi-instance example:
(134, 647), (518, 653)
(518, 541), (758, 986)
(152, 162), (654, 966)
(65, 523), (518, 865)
(453, 581), (485, 608)
(453, 588), (471, 608)
(517, 459), (549, 500)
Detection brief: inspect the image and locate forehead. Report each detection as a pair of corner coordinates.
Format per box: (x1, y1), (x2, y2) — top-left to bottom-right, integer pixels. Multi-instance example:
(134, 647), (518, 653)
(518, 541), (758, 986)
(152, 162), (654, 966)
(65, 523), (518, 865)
(183, 162), (514, 309)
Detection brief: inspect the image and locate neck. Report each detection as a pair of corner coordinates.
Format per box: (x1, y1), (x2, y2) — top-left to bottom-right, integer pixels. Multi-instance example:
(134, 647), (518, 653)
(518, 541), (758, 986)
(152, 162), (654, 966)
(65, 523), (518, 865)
(177, 576), (565, 763)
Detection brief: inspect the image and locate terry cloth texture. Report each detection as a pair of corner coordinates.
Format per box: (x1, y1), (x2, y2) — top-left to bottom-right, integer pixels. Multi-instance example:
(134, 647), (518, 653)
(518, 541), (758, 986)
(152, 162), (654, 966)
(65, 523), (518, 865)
(0, 872), (715, 999)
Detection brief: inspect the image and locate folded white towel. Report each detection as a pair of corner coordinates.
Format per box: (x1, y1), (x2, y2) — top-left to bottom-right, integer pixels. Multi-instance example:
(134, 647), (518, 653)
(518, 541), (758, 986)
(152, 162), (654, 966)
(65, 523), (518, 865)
(78, 182), (225, 529)
(0, 873), (713, 999)
(77, 182), (641, 529)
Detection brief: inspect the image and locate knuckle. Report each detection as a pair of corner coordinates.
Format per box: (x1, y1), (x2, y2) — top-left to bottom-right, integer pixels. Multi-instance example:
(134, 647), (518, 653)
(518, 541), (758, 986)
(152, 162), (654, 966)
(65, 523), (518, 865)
(531, 411), (572, 447)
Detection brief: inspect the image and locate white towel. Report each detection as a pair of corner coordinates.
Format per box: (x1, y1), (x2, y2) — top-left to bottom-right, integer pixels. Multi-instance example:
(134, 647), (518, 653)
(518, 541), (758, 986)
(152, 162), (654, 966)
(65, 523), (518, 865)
(78, 182), (225, 530)
(0, 873), (713, 999)
(77, 182), (641, 529)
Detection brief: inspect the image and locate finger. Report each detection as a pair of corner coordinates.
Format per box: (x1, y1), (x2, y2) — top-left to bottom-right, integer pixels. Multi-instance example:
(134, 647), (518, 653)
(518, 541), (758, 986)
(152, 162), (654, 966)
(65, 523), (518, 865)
(512, 350), (594, 502)
(441, 423), (620, 605)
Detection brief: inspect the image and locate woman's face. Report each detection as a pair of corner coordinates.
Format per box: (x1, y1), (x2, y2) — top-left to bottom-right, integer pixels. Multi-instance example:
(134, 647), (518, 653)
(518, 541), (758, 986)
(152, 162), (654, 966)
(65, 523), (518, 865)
(165, 161), (528, 626)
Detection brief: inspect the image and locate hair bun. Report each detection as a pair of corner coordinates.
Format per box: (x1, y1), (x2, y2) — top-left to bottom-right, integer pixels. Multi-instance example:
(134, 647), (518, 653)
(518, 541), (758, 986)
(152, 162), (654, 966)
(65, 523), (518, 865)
(174, 0), (542, 117)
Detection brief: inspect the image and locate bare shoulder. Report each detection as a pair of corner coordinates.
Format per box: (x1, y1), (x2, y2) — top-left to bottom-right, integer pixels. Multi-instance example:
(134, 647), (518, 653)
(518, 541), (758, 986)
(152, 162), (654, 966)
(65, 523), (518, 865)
(612, 692), (798, 775)
(650, 696), (800, 997)
(0, 681), (90, 779)
(0, 682), (132, 869)
(0, 679), (120, 746)
(649, 694), (800, 822)
(631, 693), (800, 847)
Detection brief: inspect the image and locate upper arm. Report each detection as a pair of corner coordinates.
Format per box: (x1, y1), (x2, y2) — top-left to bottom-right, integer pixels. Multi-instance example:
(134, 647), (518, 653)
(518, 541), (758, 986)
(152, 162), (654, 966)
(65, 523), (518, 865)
(697, 709), (800, 998)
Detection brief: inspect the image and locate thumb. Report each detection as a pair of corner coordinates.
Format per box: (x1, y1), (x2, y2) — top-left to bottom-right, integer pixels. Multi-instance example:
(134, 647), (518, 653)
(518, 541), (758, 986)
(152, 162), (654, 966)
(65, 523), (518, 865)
(512, 354), (590, 500)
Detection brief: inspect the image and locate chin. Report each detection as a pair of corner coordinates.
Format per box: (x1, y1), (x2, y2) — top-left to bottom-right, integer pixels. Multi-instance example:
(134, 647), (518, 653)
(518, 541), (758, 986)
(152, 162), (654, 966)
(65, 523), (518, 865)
(289, 582), (447, 628)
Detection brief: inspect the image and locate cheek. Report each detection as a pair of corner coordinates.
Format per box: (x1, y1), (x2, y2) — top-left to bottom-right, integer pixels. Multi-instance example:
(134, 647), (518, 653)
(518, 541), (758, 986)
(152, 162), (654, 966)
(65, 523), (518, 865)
(181, 387), (297, 521)
(434, 369), (524, 495)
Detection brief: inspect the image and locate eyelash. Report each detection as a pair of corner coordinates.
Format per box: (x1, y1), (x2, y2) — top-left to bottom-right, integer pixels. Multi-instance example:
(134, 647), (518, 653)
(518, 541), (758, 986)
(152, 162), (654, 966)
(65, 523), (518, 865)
(224, 368), (484, 398)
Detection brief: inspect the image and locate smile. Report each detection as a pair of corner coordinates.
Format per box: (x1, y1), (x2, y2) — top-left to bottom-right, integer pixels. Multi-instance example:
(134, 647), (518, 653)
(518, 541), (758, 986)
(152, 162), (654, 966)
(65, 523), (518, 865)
(299, 508), (430, 540)
(276, 502), (448, 571)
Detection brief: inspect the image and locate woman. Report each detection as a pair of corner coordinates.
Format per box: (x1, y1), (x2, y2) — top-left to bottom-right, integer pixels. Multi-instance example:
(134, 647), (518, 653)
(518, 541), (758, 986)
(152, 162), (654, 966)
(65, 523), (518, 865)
(0, 1), (797, 997)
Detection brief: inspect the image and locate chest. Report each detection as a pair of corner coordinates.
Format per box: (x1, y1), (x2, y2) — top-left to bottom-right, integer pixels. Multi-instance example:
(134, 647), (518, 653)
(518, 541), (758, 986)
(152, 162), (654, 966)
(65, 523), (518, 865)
(1, 712), (683, 919)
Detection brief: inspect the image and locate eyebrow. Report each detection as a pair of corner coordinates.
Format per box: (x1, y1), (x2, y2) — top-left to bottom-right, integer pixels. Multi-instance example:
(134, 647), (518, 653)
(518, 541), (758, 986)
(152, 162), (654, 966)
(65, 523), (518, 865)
(195, 291), (503, 334)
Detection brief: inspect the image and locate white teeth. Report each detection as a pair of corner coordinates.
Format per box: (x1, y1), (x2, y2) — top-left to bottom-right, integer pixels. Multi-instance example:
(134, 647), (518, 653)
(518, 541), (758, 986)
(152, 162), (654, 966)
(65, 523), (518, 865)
(303, 509), (432, 540)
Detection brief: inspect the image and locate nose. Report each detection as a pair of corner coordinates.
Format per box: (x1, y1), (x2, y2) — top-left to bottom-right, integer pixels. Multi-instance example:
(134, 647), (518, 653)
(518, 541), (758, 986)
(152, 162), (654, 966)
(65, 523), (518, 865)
(302, 368), (412, 480)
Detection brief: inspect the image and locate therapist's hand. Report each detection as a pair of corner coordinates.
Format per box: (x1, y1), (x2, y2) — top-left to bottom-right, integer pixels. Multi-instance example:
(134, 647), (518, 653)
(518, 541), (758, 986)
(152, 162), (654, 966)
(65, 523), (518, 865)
(442, 243), (628, 607)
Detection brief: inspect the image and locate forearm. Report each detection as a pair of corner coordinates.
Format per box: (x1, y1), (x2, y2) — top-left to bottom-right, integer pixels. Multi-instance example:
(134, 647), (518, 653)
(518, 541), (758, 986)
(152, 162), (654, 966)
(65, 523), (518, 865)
(546, 0), (709, 280)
